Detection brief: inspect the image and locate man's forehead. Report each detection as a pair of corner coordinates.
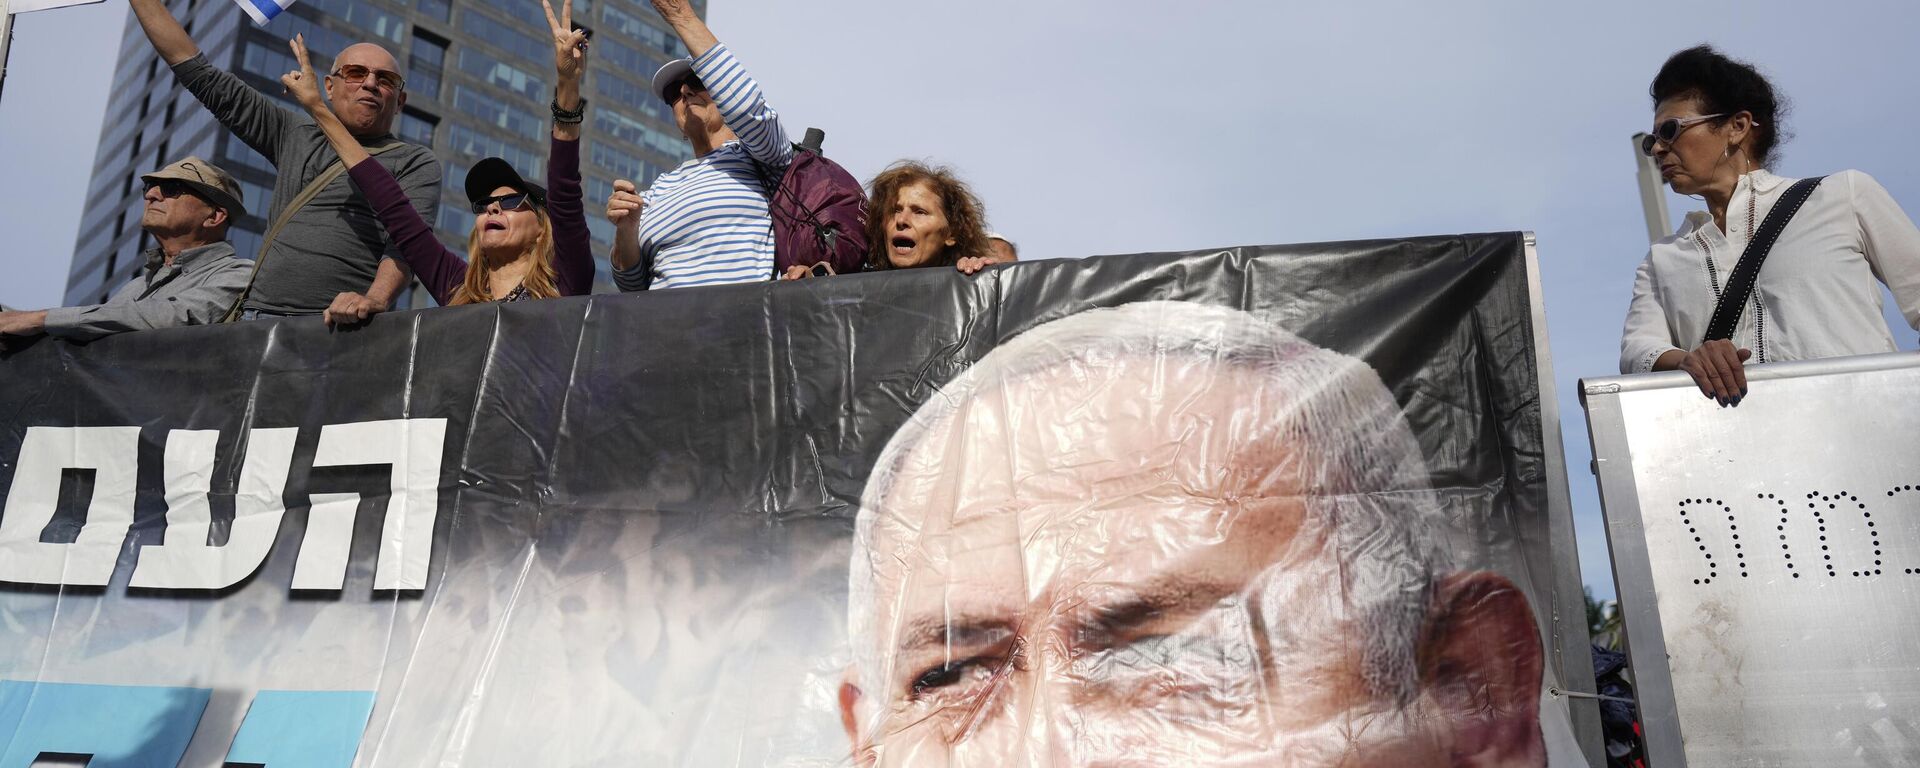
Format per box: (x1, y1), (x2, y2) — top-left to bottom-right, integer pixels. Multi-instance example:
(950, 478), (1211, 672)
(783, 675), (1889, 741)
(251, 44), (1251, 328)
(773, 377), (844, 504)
(335, 43), (401, 72)
(877, 360), (1311, 522)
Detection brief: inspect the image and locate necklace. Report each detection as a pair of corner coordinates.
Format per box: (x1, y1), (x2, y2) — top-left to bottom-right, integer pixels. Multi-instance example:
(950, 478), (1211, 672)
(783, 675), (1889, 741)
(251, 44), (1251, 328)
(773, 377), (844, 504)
(1693, 173), (1769, 363)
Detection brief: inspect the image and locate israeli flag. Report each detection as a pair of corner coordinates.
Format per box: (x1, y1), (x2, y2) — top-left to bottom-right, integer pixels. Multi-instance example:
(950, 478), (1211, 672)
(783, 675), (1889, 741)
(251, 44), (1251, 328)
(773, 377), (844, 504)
(233, 0), (299, 25)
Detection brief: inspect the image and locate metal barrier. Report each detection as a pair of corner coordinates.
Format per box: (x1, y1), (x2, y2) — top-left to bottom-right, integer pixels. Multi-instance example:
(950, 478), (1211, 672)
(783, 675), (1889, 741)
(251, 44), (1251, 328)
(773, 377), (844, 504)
(1583, 351), (1920, 767)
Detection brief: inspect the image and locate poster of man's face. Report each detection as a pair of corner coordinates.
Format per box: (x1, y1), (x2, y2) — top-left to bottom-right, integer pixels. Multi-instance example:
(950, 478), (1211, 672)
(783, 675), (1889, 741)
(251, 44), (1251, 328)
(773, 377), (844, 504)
(0, 243), (1580, 766)
(841, 302), (1546, 767)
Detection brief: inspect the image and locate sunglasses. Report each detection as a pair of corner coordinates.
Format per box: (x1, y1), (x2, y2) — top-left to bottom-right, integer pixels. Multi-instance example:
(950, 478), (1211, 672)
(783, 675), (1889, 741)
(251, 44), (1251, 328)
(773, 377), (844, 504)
(470, 192), (536, 214)
(144, 180), (207, 202)
(663, 74), (705, 105)
(1639, 113), (1725, 156)
(332, 64), (406, 92)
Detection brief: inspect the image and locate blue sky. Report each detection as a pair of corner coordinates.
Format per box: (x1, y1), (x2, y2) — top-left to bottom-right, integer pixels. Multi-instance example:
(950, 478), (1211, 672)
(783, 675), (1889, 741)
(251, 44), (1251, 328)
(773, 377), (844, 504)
(2, 1), (1916, 600)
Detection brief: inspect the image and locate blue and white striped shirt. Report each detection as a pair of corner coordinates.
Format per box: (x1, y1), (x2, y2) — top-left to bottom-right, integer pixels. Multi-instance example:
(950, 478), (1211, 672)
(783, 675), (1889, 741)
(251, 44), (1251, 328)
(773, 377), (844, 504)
(614, 43), (791, 291)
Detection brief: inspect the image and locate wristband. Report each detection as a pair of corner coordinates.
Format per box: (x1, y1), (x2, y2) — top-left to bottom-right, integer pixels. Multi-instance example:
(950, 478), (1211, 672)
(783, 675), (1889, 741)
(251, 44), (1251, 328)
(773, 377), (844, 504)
(552, 97), (587, 124)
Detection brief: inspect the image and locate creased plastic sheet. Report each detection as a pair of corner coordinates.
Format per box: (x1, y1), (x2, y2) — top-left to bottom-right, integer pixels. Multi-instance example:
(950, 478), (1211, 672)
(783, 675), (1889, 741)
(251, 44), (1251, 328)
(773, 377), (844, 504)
(0, 234), (1590, 766)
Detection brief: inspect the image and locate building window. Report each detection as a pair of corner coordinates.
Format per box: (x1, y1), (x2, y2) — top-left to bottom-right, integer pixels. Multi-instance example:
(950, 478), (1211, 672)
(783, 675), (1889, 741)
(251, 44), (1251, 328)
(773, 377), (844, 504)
(586, 215), (613, 247)
(446, 124), (544, 179)
(417, 0), (450, 22)
(595, 36), (667, 78)
(452, 85), (544, 138)
(239, 180), (274, 220)
(229, 227), (264, 262)
(593, 108), (687, 160)
(437, 201), (474, 234)
(458, 10), (550, 65)
(443, 160), (468, 192)
(261, 13), (359, 61)
(488, 0), (589, 30)
(290, 0), (406, 43)
(220, 139), (275, 176)
(600, 4), (669, 51)
(585, 177), (613, 209)
(399, 110), (439, 146)
(409, 31), (448, 99)
(588, 141), (655, 184)
(453, 48), (545, 103)
(593, 73), (666, 121)
(242, 39), (301, 85)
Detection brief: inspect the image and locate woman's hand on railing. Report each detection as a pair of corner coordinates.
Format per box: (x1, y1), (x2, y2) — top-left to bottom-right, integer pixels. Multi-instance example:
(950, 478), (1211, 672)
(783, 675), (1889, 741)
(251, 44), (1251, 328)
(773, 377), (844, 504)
(1677, 339), (1751, 406)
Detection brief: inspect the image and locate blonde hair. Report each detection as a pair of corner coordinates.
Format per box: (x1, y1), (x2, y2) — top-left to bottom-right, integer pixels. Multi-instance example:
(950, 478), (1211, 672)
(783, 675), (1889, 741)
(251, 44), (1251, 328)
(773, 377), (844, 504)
(449, 205), (559, 306)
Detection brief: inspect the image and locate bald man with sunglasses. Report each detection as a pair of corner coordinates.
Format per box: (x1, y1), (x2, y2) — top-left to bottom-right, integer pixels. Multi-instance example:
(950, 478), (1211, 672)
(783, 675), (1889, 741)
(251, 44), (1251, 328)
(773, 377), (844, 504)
(128, 0), (441, 327)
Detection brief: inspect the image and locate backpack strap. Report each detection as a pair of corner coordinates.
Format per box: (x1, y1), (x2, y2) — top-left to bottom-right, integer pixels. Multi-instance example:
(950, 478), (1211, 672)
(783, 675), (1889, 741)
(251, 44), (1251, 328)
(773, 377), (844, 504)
(1701, 175), (1825, 344)
(220, 142), (408, 322)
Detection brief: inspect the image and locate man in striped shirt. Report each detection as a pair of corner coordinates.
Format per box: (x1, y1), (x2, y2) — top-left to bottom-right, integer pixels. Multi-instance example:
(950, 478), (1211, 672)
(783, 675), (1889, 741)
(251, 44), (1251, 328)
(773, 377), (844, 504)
(605, 0), (790, 291)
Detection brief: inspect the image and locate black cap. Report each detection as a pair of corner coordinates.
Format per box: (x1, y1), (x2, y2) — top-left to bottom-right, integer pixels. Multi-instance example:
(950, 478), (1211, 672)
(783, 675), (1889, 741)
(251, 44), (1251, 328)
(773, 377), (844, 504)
(464, 157), (548, 208)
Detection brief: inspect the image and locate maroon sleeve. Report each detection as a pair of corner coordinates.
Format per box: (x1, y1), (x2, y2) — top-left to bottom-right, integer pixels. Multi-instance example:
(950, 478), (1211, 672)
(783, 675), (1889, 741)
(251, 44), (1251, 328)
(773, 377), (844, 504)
(347, 158), (467, 306)
(547, 135), (594, 296)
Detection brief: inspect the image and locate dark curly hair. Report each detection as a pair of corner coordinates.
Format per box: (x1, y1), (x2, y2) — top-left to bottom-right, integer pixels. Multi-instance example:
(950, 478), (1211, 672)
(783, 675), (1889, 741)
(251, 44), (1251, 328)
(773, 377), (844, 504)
(863, 161), (989, 271)
(1650, 44), (1790, 169)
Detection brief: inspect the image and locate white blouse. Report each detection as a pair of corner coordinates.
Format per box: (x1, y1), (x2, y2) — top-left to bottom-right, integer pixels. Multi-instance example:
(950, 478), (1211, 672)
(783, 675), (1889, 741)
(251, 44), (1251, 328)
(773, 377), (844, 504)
(1620, 169), (1920, 374)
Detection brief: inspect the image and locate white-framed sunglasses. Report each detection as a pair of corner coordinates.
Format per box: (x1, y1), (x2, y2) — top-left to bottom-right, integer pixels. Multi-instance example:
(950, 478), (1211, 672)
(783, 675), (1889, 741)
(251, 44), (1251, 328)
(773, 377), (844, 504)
(1640, 113), (1763, 156)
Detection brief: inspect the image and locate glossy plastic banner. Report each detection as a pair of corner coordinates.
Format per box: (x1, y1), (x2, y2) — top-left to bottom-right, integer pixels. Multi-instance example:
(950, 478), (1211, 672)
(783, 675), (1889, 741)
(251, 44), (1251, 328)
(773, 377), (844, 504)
(1583, 352), (1920, 767)
(0, 234), (1593, 766)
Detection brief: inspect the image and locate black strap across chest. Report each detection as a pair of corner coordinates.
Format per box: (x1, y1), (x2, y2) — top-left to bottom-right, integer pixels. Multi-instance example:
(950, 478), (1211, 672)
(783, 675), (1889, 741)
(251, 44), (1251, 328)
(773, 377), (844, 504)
(1702, 175), (1825, 344)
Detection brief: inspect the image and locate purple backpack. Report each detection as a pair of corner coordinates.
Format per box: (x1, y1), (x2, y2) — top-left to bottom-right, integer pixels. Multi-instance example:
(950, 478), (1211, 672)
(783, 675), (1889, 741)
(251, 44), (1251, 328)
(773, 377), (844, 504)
(760, 129), (869, 276)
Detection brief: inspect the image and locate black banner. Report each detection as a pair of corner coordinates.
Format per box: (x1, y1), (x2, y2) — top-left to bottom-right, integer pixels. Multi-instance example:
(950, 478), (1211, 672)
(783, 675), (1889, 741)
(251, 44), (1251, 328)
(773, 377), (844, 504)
(0, 234), (1591, 766)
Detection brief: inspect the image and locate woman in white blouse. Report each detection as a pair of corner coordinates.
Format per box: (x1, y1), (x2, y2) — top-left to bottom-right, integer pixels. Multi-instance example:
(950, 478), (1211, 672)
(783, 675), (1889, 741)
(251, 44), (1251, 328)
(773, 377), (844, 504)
(1621, 45), (1920, 404)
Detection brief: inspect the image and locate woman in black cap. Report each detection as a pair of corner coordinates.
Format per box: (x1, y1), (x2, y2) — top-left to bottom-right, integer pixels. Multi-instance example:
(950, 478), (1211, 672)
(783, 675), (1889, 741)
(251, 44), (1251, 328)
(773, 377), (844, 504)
(278, 0), (594, 305)
(1621, 44), (1920, 404)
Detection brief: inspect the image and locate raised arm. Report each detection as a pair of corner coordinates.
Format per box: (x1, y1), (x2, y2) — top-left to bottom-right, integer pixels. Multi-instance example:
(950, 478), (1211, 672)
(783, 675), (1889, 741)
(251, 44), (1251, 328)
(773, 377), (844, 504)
(652, 0), (791, 167)
(134, 0), (291, 159)
(128, 0), (198, 65)
(284, 37), (465, 308)
(542, 0), (594, 295)
(648, 0), (717, 57)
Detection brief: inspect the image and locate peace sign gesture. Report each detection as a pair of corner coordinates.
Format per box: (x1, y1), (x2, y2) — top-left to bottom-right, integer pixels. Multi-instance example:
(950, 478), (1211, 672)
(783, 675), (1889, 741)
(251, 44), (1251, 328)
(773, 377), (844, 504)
(541, 0), (589, 84)
(279, 34), (327, 114)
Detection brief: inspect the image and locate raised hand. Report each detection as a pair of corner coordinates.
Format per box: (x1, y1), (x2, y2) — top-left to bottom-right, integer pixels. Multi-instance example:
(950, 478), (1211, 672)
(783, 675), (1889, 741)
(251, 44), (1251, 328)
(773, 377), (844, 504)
(279, 35), (326, 113)
(541, 0), (589, 83)
(607, 179), (645, 232)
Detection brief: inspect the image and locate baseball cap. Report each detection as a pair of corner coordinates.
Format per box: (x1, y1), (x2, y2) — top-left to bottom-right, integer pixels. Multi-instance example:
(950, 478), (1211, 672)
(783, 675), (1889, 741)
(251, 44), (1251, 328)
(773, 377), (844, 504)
(464, 157), (548, 208)
(650, 58), (695, 104)
(141, 156), (246, 219)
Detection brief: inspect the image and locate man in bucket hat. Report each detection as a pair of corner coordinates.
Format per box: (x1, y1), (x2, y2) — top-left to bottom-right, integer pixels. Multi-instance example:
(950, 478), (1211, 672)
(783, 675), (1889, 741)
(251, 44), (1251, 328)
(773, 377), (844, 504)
(0, 157), (250, 341)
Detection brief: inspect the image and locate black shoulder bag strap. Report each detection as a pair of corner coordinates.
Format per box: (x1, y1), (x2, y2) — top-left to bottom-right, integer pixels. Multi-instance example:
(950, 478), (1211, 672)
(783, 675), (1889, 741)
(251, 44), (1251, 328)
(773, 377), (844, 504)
(1702, 176), (1825, 343)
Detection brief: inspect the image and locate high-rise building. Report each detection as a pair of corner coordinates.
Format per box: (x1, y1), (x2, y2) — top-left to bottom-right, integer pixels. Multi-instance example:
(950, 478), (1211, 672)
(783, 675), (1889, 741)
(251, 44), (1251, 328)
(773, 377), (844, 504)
(64, 0), (700, 306)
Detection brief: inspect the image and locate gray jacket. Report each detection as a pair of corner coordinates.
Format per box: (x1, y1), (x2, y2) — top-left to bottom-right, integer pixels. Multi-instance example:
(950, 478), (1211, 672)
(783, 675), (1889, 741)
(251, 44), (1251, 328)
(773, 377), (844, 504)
(171, 54), (441, 315)
(44, 242), (250, 341)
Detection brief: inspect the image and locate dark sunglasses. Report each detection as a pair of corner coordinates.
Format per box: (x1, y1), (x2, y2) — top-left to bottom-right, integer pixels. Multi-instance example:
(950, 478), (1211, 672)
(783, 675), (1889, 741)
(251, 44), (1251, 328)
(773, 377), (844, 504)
(1639, 113), (1725, 156)
(144, 180), (207, 202)
(332, 64), (406, 92)
(663, 74), (706, 105)
(470, 192), (535, 214)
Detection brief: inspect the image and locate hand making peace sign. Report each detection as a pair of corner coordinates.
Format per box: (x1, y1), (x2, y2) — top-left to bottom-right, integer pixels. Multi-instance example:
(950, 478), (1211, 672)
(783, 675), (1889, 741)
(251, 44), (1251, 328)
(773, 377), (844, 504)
(542, 0), (590, 85)
(279, 34), (326, 114)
